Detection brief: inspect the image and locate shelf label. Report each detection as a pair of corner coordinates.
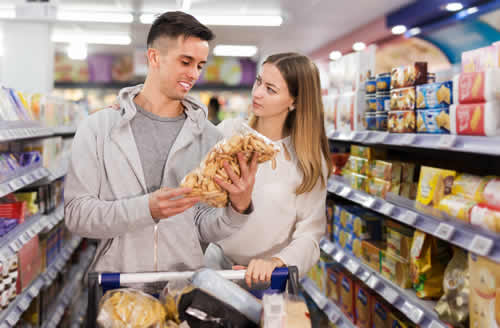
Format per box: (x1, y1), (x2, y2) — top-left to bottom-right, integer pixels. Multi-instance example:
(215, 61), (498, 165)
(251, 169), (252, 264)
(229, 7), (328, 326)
(409, 307), (424, 324)
(399, 134), (416, 145)
(371, 132), (389, 143)
(400, 211), (418, 226)
(357, 270), (370, 282)
(6, 310), (20, 325)
(361, 195), (376, 208)
(18, 295), (31, 311)
(470, 235), (494, 256)
(19, 232), (31, 244)
(321, 241), (335, 255)
(10, 240), (21, 252)
(430, 320), (447, 328)
(367, 276), (379, 290)
(29, 285), (39, 297)
(435, 223), (455, 241)
(49, 270), (57, 280)
(326, 307), (340, 324)
(402, 302), (414, 316)
(338, 187), (352, 198)
(382, 287), (399, 304)
(379, 203), (395, 216)
(334, 250), (345, 263)
(9, 179), (23, 190)
(346, 259), (360, 274)
(438, 135), (456, 148)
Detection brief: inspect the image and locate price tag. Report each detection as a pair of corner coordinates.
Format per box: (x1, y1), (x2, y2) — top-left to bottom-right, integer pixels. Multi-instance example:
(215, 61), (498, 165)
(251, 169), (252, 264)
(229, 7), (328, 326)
(430, 320), (447, 328)
(435, 223), (455, 241)
(334, 250), (345, 263)
(399, 134), (416, 145)
(371, 132), (389, 143)
(382, 287), (399, 304)
(321, 241), (335, 255)
(348, 132), (357, 140)
(379, 203), (395, 216)
(49, 270), (57, 280)
(10, 240), (21, 252)
(346, 259), (360, 274)
(358, 270), (370, 282)
(470, 235), (494, 256)
(438, 135), (456, 148)
(362, 195), (376, 208)
(6, 310), (20, 325)
(402, 302), (414, 316)
(326, 307), (340, 324)
(18, 295), (31, 311)
(19, 232), (30, 244)
(20, 176), (29, 185)
(409, 307), (424, 324)
(29, 285), (39, 297)
(399, 211), (418, 226)
(367, 276), (379, 289)
(338, 187), (352, 198)
(10, 179), (23, 190)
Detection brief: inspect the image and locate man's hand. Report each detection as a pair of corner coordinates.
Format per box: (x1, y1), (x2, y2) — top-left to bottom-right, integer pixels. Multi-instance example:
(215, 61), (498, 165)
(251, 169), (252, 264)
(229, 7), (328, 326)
(149, 187), (200, 220)
(244, 257), (285, 288)
(214, 152), (258, 213)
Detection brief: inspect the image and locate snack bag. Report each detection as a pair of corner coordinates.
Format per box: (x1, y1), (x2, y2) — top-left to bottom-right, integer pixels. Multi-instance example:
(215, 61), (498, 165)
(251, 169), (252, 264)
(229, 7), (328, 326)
(180, 124), (279, 207)
(97, 289), (167, 328)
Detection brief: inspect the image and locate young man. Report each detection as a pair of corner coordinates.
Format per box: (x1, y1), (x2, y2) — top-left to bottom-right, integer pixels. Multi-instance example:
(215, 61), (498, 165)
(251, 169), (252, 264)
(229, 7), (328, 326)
(64, 11), (257, 273)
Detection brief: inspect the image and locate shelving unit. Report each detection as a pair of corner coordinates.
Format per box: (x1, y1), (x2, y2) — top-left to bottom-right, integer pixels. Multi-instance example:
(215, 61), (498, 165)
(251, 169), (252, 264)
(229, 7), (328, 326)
(0, 166), (49, 198)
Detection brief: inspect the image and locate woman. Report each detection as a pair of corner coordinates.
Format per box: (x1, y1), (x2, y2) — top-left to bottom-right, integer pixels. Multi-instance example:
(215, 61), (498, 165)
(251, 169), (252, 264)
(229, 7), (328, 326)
(206, 53), (332, 287)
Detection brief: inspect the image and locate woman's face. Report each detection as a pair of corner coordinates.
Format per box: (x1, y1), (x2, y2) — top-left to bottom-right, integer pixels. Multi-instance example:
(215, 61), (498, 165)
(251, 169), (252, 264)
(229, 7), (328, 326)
(251, 63), (294, 119)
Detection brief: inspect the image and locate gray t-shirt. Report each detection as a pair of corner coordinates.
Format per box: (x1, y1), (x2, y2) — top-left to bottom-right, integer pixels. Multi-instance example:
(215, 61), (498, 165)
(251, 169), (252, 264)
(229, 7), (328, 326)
(130, 103), (186, 193)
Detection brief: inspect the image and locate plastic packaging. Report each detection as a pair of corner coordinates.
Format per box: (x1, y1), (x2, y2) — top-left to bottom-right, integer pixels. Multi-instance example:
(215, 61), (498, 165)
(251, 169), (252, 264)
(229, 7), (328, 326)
(381, 251), (412, 289)
(452, 173), (492, 202)
(462, 43), (500, 73)
(453, 69), (500, 104)
(386, 220), (415, 260)
(417, 108), (450, 133)
(388, 110), (416, 133)
(390, 87), (416, 111)
(450, 101), (500, 136)
(417, 166), (456, 207)
(262, 294), (311, 328)
(181, 123), (279, 207)
(416, 81), (453, 109)
(438, 195), (476, 222)
(361, 241), (384, 272)
(376, 73), (391, 92)
(470, 204), (500, 233)
(482, 178), (500, 211)
(391, 62), (428, 89)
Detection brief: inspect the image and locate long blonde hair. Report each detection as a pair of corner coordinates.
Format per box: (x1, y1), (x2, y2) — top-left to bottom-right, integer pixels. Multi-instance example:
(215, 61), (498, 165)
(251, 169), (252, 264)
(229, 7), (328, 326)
(250, 53), (332, 195)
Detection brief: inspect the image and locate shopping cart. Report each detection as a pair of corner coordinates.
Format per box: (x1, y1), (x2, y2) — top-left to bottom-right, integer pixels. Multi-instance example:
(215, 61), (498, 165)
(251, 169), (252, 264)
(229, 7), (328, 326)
(87, 266), (299, 328)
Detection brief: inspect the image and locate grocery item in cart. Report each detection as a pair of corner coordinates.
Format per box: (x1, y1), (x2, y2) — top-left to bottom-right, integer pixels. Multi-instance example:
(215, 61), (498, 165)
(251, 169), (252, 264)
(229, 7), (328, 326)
(438, 195), (476, 222)
(462, 43), (500, 73)
(450, 101), (500, 136)
(417, 166), (456, 207)
(390, 87), (416, 111)
(470, 204), (500, 233)
(452, 173), (493, 202)
(416, 108), (450, 133)
(453, 69), (500, 104)
(262, 293), (311, 328)
(388, 110), (416, 133)
(97, 289), (167, 328)
(181, 124), (279, 207)
(416, 81), (453, 109)
(391, 62), (428, 89)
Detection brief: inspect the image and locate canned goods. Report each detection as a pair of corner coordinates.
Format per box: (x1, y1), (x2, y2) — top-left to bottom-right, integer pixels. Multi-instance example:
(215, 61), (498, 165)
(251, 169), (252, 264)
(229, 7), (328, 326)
(376, 73), (391, 92)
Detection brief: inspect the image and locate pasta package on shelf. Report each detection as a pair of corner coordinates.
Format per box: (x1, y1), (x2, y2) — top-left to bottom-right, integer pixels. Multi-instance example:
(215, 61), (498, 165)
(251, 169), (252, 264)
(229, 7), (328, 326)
(452, 173), (493, 202)
(470, 204), (500, 234)
(453, 69), (500, 104)
(388, 110), (416, 133)
(450, 101), (500, 136)
(417, 167), (456, 208)
(462, 42), (500, 73)
(438, 195), (476, 223)
(181, 124), (279, 207)
(482, 178), (500, 210)
(355, 282), (373, 328)
(97, 289), (167, 328)
(381, 250), (412, 289)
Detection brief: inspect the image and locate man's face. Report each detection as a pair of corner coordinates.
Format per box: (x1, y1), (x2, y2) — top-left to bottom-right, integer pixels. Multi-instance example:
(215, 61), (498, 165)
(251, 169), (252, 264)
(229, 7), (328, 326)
(151, 36), (209, 100)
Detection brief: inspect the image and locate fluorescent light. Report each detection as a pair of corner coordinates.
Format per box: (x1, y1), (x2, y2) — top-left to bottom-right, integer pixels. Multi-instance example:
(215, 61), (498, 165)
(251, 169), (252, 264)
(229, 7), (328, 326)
(467, 6), (478, 14)
(391, 25), (407, 35)
(0, 8), (15, 19)
(408, 27), (421, 36)
(329, 51), (342, 61)
(446, 2), (463, 12)
(140, 13), (283, 26)
(52, 32), (132, 45)
(57, 10), (133, 23)
(352, 42), (366, 52)
(67, 43), (87, 60)
(213, 45), (257, 57)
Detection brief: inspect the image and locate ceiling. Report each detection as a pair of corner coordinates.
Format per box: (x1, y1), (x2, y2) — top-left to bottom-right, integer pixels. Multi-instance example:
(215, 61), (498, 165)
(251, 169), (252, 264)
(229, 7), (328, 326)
(5, 0), (416, 58)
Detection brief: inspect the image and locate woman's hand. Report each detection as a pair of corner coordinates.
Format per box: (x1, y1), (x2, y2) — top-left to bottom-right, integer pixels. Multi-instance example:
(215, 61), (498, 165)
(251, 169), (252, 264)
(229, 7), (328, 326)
(243, 257), (285, 288)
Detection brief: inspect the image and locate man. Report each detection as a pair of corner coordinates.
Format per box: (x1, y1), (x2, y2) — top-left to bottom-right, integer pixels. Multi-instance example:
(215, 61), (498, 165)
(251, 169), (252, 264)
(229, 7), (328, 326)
(64, 11), (257, 273)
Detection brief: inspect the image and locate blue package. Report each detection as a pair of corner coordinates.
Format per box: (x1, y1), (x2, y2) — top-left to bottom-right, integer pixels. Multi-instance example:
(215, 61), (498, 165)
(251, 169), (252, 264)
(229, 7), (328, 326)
(376, 73), (391, 92)
(366, 78), (376, 94)
(417, 108), (450, 134)
(376, 93), (390, 111)
(366, 96), (377, 112)
(365, 113), (376, 130)
(416, 81), (453, 109)
(375, 112), (388, 131)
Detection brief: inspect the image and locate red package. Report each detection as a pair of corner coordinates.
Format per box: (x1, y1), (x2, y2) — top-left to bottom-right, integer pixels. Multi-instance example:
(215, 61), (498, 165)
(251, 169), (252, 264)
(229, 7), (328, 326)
(16, 235), (42, 294)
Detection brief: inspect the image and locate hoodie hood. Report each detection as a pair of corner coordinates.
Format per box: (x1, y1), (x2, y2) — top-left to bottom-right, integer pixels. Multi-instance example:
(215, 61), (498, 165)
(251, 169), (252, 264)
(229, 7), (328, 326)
(117, 84), (209, 135)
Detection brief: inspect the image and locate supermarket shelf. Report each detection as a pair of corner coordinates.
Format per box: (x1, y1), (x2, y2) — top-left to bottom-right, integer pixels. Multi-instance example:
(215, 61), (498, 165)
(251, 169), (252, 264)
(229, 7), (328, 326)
(327, 130), (500, 156)
(0, 236), (83, 328)
(0, 205), (64, 262)
(319, 238), (448, 328)
(52, 126), (77, 136)
(0, 124), (53, 143)
(29, 161), (69, 187)
(328, 175), (500, 263)
(301, 277), (356, 328)
(69, 291), (88, 328)
(0, 166), (49, 197)
(41, 246), (95, 328)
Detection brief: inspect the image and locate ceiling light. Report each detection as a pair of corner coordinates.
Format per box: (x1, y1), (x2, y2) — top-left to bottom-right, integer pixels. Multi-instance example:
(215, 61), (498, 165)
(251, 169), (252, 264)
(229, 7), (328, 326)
(467, 6), (478, 14)
(67, 43), (87, 60)
(52, 32), (132, 45)
(57, 10), (133, 23)
(181, 0), (191, 11)
(352, 42), (366, 52)
(329, 51), (342, 61)
(391, 25), (407, 35)
(140, 13), (283, 26)
(408, 27), (421, 36)
(0, 8), (15, 19)
(213, 45), (258, 57)
(446, 2), (463, 12)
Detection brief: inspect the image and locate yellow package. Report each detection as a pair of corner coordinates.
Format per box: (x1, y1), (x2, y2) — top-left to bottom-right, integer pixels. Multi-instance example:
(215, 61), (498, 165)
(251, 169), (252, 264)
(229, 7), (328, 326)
(417, 166), (456, 207)
(388, 312), (417, 328)
(452, 174), (493, 202)
(410, 231), (451, 299)
(350, 145), (387, 160)
(381, 250), (412, 289)
(438, 195), (476, 223)
(386, 220), (414, 261)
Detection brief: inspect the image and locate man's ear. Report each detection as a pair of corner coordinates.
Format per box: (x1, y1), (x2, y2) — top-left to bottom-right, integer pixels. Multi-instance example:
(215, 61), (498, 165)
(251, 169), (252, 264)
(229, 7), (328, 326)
(147, 48), (160, 68)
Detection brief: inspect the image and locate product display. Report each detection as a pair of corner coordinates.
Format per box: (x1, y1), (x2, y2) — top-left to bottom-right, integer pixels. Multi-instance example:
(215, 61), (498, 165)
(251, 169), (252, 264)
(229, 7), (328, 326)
(438, 195), (476, 222)
(453, 69), (500, 104)
(381, 250), (412, 289)
(417, 108), (450, 133)
(376, 92), (390, 111)
(339, 272), (356, 324)
(355, 283), (373, 328)
(462, 42), (500, 73)
(390, 87), (416, 111)
(376, 73), (391, 92)
(470, 204), (500, 233)
(450, 102), (500, 136)
(417, 166), (456, 207)
(416, 81), (453, 109)
(391, 62), (428, 89)
(388, 110), (416, 133)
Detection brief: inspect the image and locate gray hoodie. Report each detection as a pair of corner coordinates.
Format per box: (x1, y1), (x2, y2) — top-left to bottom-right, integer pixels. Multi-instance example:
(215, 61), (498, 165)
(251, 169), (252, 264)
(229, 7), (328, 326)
(64, 84), (249, 273)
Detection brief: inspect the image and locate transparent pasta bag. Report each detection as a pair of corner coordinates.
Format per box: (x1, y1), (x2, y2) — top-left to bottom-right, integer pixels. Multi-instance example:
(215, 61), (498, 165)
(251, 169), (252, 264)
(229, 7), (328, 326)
(180, 122), (280, 208)
(97, 288), (167, 328)
(262, 293), (311, 328)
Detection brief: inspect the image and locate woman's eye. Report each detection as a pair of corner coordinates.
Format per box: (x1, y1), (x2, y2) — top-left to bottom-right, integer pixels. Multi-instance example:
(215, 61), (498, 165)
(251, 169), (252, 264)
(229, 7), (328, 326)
(267, 87), (276, 94)
(182, 61), (189, 65)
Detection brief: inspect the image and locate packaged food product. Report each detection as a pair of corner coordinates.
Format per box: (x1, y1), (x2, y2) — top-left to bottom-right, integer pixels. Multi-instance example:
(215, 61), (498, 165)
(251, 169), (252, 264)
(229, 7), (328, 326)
(366, 95), (377, 112)
(350, 145), (387, 160)
(390, 87), (416, 111)
(355, 283), (373, 328)
(346, 234), (362, 258)
(372, 298), (390, 328)
(388, 110), (416, 133)
(450, 102), (500, 136)
(435, 248), (469, 328)
(388, 312), (417, 328)
(401, 162), (416, 183)
(376, 92), (390, 111)
(375, 111), (388, 131)
(462, 43), (500, 73)
(416, 108), (451, 134)
(339, 207), (353, 230)
(483, 178), (500, 211)
(349, 172), (369, 192)
(348, 156), (369, 175)
(361, 241), (384, 272)
(337, 91), (367, 132)
(400, 182), (418, 200)
(352, 214), (383, 240)
(381, 250), (412, 288)
(367, 177), (391, 199)
(416, 166), (456, 207)
(427, 73), (436, 83)
(391, 62), (428, 89)
(469, 253), (500, 328)
(416, 81), (453, 109)
(470, 204), (500, 233)
(370, 160), (402, 183)
(453, 69), (500, 104)
(438, 195), (476, 222)
(181, 124), (279, 207)
(376, 73), (391, 92)
(386, 220), (414, 260)
(365, 113), (376, 130)
(410, 231), (452, 300)
(326, 267), (341, 305)
(452, 174), (492, 202)
(366, 77), (376, 94)
(340, 273), (356, 324)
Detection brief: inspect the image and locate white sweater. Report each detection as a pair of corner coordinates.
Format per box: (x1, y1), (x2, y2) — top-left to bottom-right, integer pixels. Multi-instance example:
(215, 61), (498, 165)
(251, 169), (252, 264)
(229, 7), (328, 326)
(215, 118), (327, 276)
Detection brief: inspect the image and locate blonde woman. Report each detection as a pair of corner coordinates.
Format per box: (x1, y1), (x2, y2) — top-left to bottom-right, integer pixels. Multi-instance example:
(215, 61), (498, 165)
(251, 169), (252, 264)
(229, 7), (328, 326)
(206, 53), (332, 287)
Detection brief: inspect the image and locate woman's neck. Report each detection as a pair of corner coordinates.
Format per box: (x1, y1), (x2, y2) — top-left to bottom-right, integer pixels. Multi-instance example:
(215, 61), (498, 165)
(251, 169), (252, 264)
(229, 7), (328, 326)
(254, 116), (288, 141)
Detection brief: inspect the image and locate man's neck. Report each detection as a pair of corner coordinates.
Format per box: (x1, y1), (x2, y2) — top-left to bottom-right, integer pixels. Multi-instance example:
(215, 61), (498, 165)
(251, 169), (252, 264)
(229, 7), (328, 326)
(135, 80), (184, 118)
(255, 114), (287, 141)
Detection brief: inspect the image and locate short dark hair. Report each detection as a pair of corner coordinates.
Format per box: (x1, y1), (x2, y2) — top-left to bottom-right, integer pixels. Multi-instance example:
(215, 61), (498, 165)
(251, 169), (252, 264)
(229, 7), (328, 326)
(146, 11), (215, 48)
